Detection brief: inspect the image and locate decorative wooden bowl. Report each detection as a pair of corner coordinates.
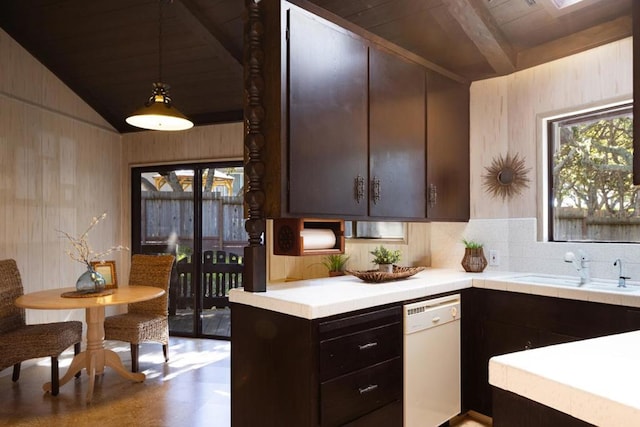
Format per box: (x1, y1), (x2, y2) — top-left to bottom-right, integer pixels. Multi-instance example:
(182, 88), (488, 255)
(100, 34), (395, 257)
(346, 266), (426, 283)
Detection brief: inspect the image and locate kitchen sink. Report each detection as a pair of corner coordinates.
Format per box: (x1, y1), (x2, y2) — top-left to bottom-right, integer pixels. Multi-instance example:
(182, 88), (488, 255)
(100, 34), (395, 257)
(509, 274), (640, 293)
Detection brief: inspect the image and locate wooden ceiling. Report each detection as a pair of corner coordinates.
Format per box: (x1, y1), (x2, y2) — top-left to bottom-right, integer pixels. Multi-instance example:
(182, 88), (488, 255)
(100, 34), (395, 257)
(0, 0), (632, 133)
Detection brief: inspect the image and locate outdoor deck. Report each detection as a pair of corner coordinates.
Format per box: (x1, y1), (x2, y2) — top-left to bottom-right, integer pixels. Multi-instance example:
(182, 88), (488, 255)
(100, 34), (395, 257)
(170, 307), (230, 338)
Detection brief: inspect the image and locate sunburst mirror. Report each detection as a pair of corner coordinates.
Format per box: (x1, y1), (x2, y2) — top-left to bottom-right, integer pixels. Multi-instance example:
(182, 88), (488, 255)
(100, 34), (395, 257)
(483, 153), (531, 199)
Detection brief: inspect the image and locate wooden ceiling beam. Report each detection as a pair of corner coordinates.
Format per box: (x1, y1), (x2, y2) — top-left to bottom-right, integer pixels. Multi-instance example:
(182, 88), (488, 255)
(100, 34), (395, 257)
(174, 0), (242, 75)
(446, 0), (516, 75)
(516, 15), (632, 71)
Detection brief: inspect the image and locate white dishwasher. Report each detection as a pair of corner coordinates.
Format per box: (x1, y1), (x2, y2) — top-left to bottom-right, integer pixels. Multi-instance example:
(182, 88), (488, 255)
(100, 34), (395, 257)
(404, 294), (461, 427)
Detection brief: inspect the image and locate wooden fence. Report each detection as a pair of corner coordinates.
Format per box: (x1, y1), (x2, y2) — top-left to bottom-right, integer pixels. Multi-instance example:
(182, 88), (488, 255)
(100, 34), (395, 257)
(554, 208), (640, 241)
(141, 192), (246, 250)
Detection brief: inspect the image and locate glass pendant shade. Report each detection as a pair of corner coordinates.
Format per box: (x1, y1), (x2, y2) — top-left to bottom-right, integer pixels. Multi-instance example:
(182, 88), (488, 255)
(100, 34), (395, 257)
(126, 82), (193, 131)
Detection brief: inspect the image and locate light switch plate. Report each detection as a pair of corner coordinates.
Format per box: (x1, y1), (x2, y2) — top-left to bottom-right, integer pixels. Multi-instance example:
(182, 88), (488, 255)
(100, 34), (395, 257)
(489, 250), (500, 266)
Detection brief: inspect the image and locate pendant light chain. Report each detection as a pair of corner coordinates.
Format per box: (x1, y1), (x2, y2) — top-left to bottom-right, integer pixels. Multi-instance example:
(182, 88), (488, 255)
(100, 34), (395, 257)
(158, 0), (163, 83)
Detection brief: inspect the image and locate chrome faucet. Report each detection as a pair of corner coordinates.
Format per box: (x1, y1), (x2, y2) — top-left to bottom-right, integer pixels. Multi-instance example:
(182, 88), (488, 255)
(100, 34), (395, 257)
(564, 250), (590, 285)
(614, 259), (630, 288)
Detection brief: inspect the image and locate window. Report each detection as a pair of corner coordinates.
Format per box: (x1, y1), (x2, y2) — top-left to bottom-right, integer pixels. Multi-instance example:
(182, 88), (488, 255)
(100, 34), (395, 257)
(548, 102), (636, 242)
(344, 221), (406, 241)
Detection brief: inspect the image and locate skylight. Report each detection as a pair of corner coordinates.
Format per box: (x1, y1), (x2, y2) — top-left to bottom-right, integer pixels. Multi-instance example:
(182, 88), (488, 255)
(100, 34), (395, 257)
(550, 0), (586, 8)
(538, 0), (602, 17)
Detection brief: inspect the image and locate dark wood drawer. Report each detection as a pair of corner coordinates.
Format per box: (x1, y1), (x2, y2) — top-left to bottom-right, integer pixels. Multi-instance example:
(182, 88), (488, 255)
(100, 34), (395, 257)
(320, 357), (402, 427)
(319, 305), (401, 340)
(319, 322), (401, 381)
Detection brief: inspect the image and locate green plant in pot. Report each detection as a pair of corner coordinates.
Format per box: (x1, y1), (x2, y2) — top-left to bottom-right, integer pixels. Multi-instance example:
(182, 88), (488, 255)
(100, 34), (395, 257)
(321, 254), (350, 277)
(370, 246), (401, 273)
(461, 239), (487, 272)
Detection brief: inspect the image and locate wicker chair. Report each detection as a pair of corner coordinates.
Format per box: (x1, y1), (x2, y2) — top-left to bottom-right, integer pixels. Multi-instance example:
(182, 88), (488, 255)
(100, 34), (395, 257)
(104, 254), (175, 372)
(0, 259), (82, 396)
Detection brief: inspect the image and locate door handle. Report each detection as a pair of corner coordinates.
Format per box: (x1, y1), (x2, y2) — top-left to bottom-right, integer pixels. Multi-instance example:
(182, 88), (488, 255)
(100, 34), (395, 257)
(371, 177), (381, 204)
(429, 184), (437, 208)
(355, 175), (365, 203)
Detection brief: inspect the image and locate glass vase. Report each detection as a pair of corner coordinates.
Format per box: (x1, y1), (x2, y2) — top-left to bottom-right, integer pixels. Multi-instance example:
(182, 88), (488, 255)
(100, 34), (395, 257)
(76, 265), (106, 293)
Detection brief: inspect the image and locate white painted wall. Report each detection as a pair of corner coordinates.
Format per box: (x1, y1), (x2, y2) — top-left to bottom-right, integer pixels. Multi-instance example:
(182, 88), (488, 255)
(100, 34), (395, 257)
(0, 28), (122, 324)
(432, 37), (639, 283)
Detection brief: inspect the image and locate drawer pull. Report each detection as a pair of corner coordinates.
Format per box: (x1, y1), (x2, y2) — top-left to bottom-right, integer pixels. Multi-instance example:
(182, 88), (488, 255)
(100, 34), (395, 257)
(358, 384), (378, 394)
(358, 342), (378, 351)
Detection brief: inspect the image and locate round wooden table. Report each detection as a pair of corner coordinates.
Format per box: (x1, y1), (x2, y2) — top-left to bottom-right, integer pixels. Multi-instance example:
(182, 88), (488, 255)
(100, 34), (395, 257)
(15, 286), (165, 402)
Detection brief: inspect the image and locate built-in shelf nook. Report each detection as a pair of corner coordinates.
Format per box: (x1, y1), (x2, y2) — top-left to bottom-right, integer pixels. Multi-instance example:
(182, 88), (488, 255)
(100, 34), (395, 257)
(273, 218), (345, 256)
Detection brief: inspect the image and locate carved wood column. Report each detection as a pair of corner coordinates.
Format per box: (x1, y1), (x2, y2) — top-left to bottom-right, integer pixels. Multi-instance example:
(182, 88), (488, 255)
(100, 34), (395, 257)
(243, 0), (267, 292)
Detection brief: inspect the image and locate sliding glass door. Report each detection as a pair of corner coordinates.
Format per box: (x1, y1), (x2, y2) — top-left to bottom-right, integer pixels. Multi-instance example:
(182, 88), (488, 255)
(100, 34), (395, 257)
(131, 162), (246, 339)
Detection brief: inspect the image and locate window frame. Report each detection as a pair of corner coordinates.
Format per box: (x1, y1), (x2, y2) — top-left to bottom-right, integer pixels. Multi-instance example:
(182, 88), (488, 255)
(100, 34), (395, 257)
(545, 101), (634, 243)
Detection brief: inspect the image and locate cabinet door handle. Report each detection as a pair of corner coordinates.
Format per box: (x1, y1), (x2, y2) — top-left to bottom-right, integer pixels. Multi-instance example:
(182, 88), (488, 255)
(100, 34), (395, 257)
(358, 384), (379, 394)
(358, 342), (378, 351)
(371, 177), (381, 204)
(524, 340), (532, 350)
(355, 175), (365, 203)
(429, 184), (437, 208)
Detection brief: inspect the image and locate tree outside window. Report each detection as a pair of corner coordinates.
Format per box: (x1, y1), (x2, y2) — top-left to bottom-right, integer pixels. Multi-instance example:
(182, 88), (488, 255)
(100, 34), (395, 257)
(550, 103), (637, 242)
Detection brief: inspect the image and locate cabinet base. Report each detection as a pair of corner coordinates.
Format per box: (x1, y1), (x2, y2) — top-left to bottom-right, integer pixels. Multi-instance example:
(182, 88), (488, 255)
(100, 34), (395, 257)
(493, 387), (594, 427)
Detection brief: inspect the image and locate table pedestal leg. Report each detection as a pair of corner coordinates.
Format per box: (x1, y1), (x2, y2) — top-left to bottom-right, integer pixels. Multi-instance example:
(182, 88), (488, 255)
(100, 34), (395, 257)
(87, 352), (97, 401)
(44, 305), (146, 402)
(105, 349), (145, 382)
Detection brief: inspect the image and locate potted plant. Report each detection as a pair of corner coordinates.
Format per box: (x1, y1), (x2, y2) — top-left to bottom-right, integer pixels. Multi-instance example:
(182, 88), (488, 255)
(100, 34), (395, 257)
(370, 246), (401, 273)
(321, 254), (350, 277)
(461, 239), (487, 272)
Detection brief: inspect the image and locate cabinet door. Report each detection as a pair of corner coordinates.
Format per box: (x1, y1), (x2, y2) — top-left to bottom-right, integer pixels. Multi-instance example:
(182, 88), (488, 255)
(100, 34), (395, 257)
(426, 71), (470, 221)
(288, 10), (368, 216)
(369, 47), (426, 218)
(477, 319), (540, 416)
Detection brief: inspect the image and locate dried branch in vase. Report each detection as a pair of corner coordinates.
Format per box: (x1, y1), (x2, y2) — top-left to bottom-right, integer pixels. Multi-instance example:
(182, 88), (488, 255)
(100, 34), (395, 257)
(58, 212), (128, 266)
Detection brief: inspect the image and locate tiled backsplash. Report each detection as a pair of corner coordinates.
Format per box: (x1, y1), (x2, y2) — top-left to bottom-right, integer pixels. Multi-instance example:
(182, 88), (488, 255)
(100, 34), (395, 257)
(431, 218), (640, 283)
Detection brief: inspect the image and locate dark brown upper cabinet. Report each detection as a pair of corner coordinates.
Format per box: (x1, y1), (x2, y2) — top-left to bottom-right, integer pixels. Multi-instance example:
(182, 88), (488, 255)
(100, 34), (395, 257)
(426, 71), (470, 221)
(369, 46), (426, 219)
(260, 0), (469, 221)
(287, 9), (368, 217)
(288, 12), (426, 219)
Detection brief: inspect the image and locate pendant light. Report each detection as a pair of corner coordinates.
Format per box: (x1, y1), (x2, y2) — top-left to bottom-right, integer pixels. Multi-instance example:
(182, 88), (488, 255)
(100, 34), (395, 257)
(126, 0), (193, 131)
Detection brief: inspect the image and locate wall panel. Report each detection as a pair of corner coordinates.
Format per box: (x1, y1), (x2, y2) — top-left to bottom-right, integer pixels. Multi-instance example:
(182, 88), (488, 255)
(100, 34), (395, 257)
(0, 28), (122, 325)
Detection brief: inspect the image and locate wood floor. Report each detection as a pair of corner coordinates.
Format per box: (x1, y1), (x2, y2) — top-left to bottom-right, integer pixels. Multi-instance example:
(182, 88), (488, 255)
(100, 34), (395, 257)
(0, 337), (231, 426)
(0, 337), (490, 426)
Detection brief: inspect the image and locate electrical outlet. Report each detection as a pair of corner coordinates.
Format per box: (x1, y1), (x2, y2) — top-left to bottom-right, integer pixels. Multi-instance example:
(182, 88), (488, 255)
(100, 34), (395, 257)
(489, 250), (500, 266)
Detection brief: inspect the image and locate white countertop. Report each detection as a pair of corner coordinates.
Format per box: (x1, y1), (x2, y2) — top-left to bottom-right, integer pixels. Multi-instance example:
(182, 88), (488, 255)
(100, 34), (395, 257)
(229, 268), (478, 319)
(479, 275), (640, 309)
(489, 331), (640, 426)
(229, 268), (640, 319)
